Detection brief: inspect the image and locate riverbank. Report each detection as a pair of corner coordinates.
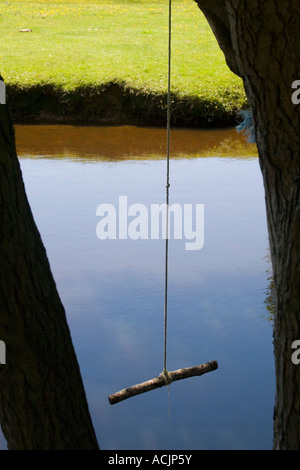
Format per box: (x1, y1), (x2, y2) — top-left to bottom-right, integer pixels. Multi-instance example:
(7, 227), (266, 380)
(7, 80), (246, 128)
(2, 0), (246, 127)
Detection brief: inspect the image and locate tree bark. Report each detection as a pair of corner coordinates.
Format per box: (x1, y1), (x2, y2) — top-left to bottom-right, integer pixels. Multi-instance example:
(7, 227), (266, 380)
(195, 0), (300, 450)
(195, 0), (241, 77)
(0, 100), (99, 449)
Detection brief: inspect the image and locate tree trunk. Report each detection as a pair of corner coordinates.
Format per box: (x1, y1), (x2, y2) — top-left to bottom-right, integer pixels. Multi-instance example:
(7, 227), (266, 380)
(195, 0), (300, 449)
(0, 101), (99, 449)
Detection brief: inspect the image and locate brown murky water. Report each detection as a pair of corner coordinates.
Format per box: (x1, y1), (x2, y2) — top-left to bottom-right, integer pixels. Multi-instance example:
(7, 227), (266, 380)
(15, 125), (257, 160)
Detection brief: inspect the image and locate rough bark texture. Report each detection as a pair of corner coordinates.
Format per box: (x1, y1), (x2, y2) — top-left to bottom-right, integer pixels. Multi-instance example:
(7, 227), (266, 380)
(0, 103), (99, 449)
(195, 0), (300, 450)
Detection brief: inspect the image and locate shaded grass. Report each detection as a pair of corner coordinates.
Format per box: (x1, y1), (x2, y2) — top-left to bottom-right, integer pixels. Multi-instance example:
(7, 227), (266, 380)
(0, 0), (247, 125)
(6, 81), (241, 127)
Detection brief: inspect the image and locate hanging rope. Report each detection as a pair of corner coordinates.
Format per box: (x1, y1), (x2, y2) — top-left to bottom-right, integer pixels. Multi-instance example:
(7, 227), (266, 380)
(108, 0), (219, 406)
(163, 0), (172, 377)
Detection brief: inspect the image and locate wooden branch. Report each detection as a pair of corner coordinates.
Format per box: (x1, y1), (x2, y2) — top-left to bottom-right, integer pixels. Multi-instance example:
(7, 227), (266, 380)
(108, 360), (218, 405)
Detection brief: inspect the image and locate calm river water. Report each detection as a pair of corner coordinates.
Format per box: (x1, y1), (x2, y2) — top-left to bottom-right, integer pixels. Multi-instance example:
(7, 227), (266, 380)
(1, 125), (275, 450)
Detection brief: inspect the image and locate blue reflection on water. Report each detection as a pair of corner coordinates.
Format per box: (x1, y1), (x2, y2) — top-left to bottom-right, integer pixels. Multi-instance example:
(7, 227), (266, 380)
(11, 148), (275, 450)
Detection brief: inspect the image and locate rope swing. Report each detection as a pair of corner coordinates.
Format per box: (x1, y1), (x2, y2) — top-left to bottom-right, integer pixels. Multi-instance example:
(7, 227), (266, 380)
(108, 0), (218, 406)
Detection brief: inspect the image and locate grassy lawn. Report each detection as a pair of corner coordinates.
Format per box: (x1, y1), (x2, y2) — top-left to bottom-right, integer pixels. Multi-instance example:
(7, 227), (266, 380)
(0, 0), (247, 125)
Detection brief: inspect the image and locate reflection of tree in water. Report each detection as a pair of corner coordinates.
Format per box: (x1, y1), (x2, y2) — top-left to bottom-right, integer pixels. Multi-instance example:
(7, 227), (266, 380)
(264, 249), (275, 324)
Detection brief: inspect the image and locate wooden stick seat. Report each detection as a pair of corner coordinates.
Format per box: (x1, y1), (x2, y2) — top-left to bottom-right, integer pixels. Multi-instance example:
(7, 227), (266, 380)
(108, 360), (218, 405)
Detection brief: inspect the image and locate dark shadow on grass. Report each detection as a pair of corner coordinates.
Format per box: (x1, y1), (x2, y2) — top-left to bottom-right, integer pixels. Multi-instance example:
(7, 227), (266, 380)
(6, 80), (246, 128)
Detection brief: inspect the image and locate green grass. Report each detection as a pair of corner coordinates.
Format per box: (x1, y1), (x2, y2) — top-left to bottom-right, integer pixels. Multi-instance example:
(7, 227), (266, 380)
(0, 0), (247, 124)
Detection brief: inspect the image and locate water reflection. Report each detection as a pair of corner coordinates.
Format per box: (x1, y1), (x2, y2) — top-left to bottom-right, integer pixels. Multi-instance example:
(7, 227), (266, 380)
(8, 125), (275, 450)
(15, 125), (258, 161)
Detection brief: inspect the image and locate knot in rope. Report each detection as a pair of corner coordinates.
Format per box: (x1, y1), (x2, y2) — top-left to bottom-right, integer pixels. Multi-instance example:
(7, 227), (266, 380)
(159, 369), (173, 386)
